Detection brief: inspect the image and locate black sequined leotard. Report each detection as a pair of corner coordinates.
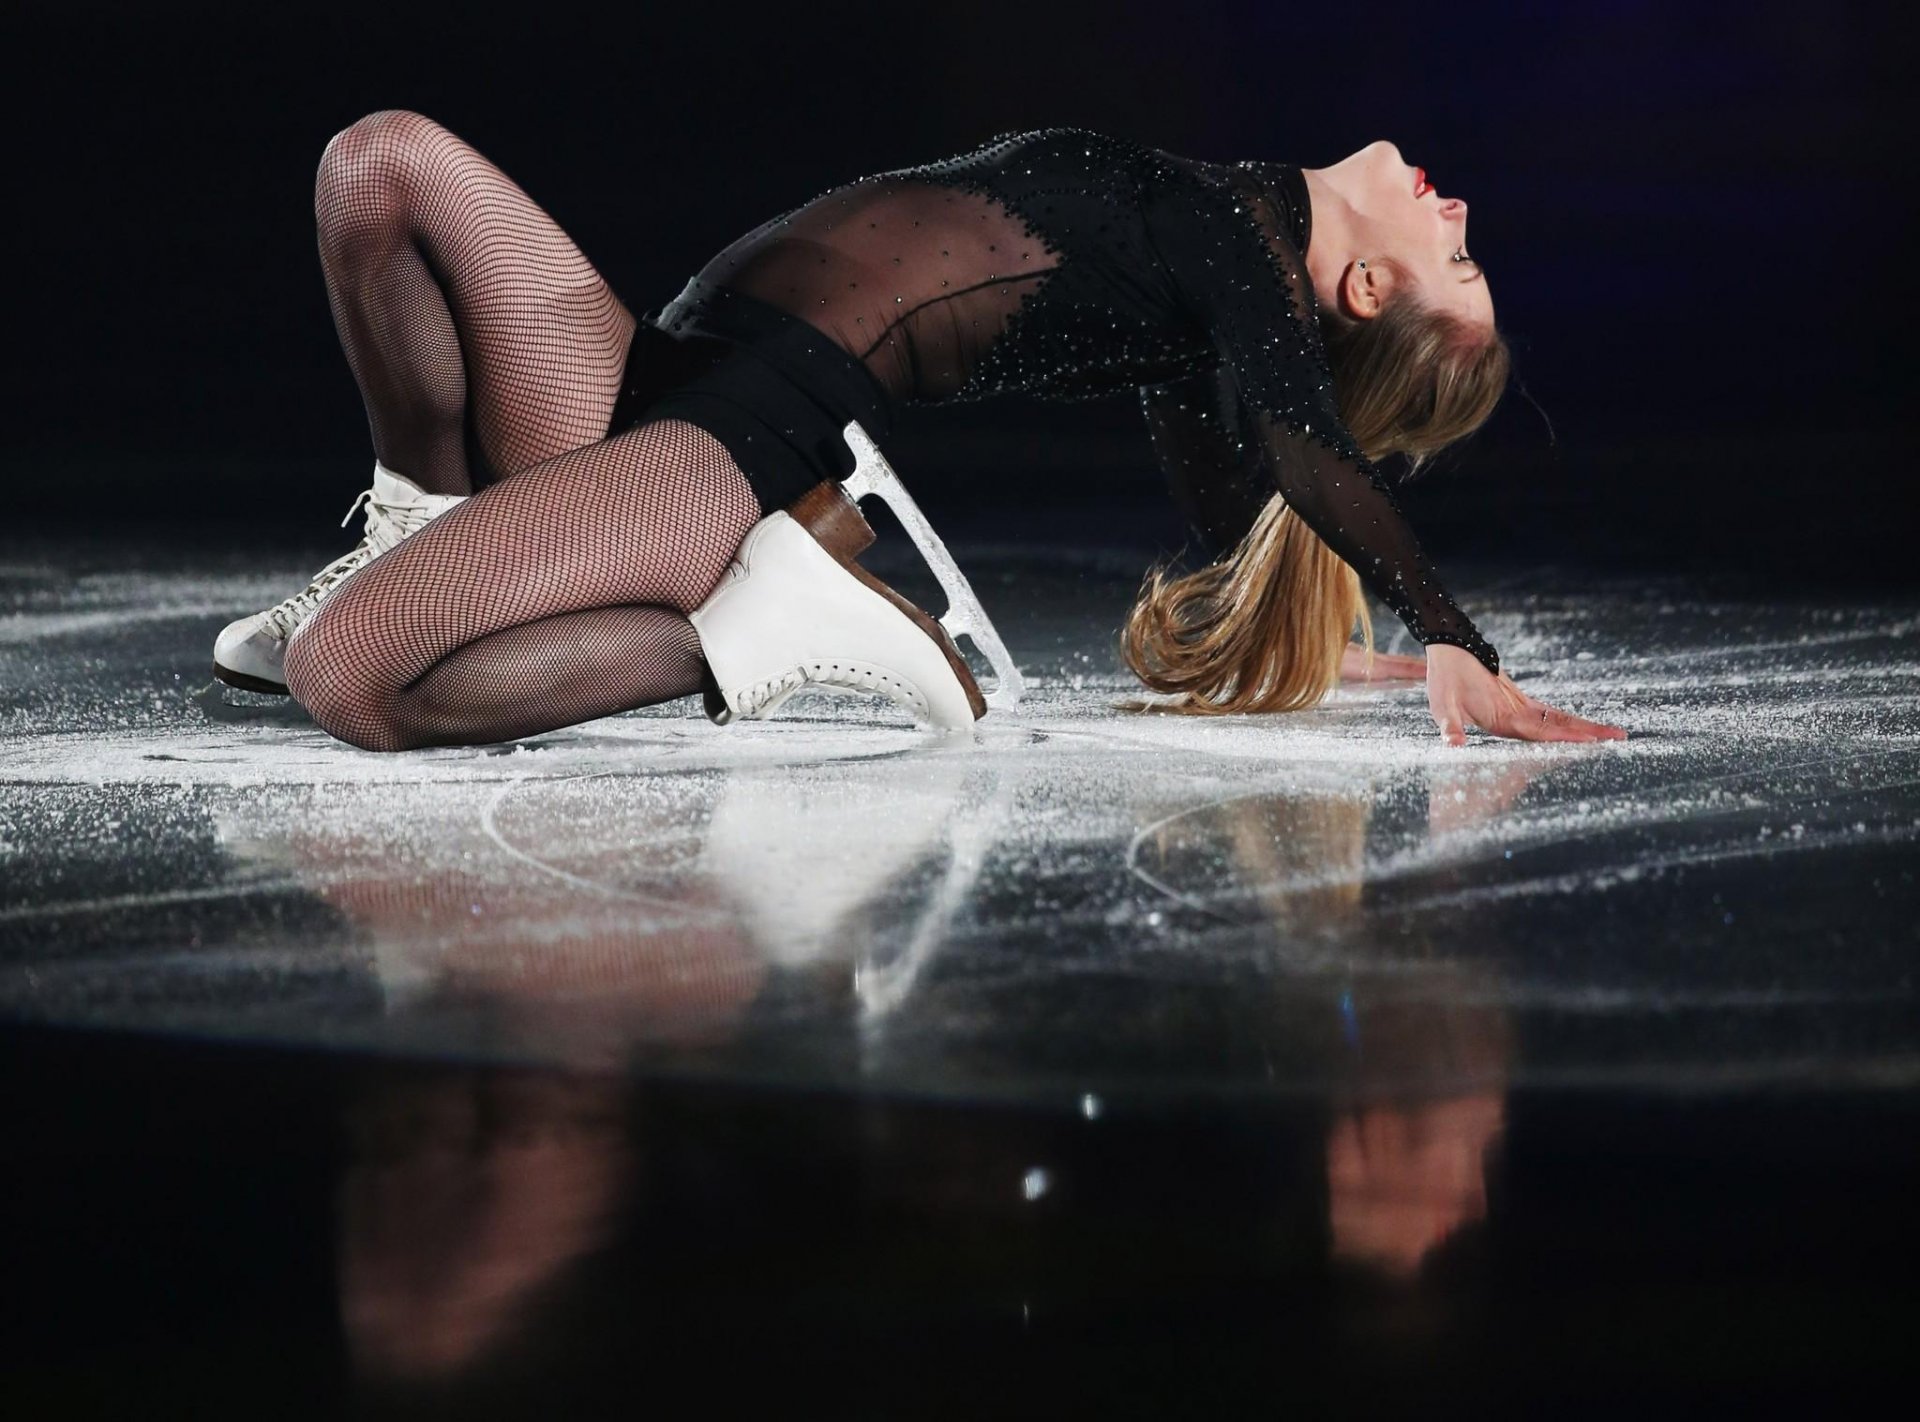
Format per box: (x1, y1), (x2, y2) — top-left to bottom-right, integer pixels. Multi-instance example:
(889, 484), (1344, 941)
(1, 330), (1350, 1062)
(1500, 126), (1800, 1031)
(610, 126), (1499, 674)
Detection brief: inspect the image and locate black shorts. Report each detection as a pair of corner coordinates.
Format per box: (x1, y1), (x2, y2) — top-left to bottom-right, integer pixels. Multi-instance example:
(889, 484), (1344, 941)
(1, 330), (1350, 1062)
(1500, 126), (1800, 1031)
(605, 280), (897, 515)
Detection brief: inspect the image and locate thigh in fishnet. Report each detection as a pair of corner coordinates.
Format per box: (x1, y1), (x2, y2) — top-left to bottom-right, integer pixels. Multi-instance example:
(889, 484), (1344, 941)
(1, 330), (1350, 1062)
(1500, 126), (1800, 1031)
(317, 109), (636, 492)
(284, 421), (762, 751)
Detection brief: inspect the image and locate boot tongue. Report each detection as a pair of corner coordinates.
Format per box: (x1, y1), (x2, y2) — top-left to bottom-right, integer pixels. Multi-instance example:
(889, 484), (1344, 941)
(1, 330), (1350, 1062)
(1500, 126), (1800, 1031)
(371, 461), (431, 506)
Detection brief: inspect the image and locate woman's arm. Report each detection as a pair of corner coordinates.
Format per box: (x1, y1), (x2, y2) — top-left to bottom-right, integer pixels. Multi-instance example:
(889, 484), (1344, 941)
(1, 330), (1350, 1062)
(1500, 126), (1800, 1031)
(1158, 170), (1500, 673)
(1148, 166), (1622, 742)
(1137, 366), (1270, 559)
(1342, 644), (1427, 681)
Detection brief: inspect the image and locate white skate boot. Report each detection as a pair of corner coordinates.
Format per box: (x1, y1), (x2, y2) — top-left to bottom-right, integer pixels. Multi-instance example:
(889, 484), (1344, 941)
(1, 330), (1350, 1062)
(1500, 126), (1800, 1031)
(689, 420), (1024, 735)
(212, 462), (466, 694)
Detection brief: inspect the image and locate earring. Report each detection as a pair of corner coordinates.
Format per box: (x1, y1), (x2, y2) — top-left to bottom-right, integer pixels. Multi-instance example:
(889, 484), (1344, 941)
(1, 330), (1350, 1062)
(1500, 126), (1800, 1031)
(1356, 260), (1368, 269)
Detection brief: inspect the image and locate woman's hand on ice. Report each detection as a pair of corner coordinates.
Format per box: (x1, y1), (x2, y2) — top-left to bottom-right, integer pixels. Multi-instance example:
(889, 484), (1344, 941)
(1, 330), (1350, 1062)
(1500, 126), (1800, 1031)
(1425, 643), (1627, 746)
(1340, 643), (1427, 682)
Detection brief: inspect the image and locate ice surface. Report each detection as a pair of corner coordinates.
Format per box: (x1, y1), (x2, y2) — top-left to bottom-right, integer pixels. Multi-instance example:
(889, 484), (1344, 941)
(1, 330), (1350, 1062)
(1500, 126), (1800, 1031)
(2, 539), (1916, 1101)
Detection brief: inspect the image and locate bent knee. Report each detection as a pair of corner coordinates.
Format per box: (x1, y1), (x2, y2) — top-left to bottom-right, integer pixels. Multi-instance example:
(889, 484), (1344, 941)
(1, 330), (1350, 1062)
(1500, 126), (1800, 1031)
(314, 109), (454, 225)
(283, 623), (418, 754)
(320, 109), (448, 173)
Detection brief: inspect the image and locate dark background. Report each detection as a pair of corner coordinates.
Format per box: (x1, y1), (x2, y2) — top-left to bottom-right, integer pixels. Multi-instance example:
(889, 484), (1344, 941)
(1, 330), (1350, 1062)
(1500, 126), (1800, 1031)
(9, 0), (1914, 582)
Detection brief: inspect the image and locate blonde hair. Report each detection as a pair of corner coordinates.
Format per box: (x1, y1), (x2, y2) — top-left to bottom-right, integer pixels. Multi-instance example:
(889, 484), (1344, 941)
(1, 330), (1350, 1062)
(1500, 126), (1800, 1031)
(1122, 266), (1513, 714)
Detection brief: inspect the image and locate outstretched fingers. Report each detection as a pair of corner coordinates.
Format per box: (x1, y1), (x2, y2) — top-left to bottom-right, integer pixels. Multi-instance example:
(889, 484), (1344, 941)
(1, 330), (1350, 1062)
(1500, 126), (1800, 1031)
(1424, 645), (1628, 746)
(1371, 650), (1428, 681)
(1510, 694), (1628, 742)
(1430, 674), (1626, 746)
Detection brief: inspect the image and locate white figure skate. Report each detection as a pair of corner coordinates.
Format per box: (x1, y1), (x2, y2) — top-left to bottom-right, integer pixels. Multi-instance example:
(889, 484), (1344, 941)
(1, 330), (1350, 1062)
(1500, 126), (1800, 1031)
(212, 463), (466, 694)
(689, 418), (1024, 734)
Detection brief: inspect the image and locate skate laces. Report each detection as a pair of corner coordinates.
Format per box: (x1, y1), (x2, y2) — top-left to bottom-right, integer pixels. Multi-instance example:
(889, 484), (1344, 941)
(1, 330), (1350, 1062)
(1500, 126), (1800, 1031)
(738, 662), (927, 718)
(738, 669), (809, 717)
(257, 487), (445, 638)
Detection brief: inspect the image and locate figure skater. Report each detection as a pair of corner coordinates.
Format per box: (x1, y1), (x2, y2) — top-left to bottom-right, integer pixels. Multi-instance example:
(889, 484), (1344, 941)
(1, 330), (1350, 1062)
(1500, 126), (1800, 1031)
(212, 111), (1625, 750)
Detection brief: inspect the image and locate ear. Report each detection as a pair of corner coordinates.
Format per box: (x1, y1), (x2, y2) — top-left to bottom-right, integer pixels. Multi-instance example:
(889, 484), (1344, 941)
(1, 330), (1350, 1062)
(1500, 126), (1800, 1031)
(1340, 259), (1391, 320)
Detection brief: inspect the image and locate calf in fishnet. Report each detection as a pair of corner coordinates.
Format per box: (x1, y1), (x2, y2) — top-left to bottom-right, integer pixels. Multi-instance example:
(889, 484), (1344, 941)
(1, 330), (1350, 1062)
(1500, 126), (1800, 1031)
(282, 110), (759, 748)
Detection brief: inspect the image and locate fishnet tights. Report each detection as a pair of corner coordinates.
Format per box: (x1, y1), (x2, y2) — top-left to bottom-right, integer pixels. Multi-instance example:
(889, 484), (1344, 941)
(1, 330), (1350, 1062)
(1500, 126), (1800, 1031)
(289, 109), (765, 750)
(284, 419), (761, 752)
(316, 109), (636, 492)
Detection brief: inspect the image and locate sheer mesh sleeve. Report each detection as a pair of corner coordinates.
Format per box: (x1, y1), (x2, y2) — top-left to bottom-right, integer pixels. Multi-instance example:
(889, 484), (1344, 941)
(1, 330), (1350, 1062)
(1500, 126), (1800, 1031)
(1138, 365), (1273, 559)
(1154, 169), (1501, 675)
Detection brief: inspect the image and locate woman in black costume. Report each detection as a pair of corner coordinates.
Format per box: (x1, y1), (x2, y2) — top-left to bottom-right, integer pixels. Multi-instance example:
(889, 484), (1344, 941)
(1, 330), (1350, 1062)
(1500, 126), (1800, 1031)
(214, 110), (1624, 750)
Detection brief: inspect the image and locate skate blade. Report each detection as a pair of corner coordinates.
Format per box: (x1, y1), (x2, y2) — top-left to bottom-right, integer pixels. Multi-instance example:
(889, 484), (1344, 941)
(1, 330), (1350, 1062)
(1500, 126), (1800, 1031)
(192, 679), (314, 725)
(838, 420), (1025, 710)
(211, 662), (291, 696)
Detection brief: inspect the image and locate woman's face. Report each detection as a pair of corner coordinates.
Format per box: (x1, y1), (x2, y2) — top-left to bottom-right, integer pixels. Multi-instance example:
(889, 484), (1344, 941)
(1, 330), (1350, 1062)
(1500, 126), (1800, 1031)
(1330, 140), (1493, 332)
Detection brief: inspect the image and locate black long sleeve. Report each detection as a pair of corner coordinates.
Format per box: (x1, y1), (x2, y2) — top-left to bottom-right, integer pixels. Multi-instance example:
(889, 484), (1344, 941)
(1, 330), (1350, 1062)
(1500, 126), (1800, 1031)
(674, 126), (1501, 674)
(1138, 364), (1272, 557)
(1145, 168), (1500, 674)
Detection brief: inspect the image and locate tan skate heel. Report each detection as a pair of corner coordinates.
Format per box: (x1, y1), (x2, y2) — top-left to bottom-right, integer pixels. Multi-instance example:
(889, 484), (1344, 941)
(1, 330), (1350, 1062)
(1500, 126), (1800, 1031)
(788, 481), (988, 722)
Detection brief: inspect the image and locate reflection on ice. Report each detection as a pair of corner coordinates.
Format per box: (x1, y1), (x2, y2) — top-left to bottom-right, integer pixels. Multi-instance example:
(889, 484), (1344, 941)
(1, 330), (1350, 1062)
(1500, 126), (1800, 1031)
(1, 545), (1916, 1099)
(339, 1069), (633, 1381)
(2, 545), (1913, 1403)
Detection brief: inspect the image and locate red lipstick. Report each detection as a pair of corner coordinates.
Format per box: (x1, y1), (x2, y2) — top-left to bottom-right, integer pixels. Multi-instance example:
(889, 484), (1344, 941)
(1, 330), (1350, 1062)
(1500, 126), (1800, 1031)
(1413, 166), (1432, 199)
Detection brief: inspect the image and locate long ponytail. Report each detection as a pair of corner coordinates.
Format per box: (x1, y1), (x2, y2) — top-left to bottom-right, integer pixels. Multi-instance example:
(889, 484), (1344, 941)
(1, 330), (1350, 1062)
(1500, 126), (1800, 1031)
(1123, 276), (1512, 714)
